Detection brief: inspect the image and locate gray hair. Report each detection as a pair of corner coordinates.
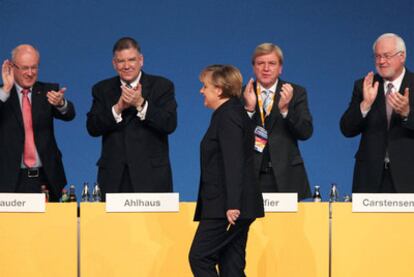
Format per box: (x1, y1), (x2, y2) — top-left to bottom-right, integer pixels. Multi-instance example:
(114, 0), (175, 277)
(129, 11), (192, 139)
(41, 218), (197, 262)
(11, 44), (40, 63)
(373, 33), (406, 54)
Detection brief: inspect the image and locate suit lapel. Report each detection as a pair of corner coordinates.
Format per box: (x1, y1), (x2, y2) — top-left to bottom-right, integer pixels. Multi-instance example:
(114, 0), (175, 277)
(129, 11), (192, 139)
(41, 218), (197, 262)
(373, 75), (388, 128)
(31, 82), (43, 125)
(9, 87), (24, 128)
(399, 70), (410, 95)
(140, 71), (150, 100)
(110, 77), (122, 106)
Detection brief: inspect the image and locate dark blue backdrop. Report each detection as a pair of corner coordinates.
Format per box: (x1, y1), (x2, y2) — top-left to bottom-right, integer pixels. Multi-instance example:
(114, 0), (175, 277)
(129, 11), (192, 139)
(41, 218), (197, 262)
(1, 0), (413, 200)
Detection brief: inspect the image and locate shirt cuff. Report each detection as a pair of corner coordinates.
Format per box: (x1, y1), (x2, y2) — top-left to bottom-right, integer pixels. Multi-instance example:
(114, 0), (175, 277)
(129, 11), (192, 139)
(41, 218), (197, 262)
(112, 105), (123, 123)
(0, 87), (10, 102)
(55, 99), (69, 114)
(360, 106), (370, 118)
(136, 100), (148, 121)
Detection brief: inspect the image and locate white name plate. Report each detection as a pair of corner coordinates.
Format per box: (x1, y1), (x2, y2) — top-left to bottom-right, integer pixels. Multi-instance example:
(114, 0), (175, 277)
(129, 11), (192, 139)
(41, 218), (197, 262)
(0, 193), (45, 212)
(263, 193), (298, 212)
(353, 193), (414, 212)
(106, 193), (179, 212)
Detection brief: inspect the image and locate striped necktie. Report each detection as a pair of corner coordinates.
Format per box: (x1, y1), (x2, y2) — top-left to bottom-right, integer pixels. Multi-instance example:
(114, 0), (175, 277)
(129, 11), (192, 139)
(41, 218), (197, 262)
(263, 89), (272, 116)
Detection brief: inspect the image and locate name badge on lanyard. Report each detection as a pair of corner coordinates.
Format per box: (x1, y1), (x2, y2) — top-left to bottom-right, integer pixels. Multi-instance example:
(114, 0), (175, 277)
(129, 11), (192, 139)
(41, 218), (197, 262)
(254, 83), (271, 153)
(254, 126), (268, 153)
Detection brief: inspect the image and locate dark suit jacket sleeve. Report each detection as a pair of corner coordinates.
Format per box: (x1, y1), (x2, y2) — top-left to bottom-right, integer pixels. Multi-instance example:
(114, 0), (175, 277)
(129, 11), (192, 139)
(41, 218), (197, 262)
(86, 84), (120, 137)
(0, 89), (7, 109)
(284, 86), (313, 140)
(47, 83), (75, 121)
(217, 108), (244, 210)
(52, 96), (76, 121)
(0, 86), (12, 111)
(400, 78), (414, 130)
(402, 109), (414, 130)
(143, 79), (177, 135)
(340, 80), (367, 137)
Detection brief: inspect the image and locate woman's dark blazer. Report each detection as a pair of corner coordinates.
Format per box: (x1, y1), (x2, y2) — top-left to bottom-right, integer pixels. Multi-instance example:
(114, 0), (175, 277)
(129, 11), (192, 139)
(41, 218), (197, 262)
(194, 97), (264, 221)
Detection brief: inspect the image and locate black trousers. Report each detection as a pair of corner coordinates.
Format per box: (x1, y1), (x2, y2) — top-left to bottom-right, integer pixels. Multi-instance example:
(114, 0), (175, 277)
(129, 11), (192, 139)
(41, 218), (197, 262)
(101, 166), (133, 201)
(189, 218), (254, 277)
(379, 166), (396, 193)
(119, 166), (133, 193)
(16, 168), (59, 202)
(259, 170), (278, 192)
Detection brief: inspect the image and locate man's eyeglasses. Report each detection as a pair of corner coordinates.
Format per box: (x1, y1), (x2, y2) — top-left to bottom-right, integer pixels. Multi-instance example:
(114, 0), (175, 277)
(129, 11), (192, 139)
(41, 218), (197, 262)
(374, 51), (402, 61)
(12, 63), (39, 72)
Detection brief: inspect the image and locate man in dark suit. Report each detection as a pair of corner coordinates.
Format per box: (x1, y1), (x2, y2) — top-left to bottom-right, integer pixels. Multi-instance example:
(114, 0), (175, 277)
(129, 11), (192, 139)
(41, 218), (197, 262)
(0, 44), (75, 201)
(243, 43), (313, 200)
(87, 37), (177, 197)
(340, 33), (414, 193)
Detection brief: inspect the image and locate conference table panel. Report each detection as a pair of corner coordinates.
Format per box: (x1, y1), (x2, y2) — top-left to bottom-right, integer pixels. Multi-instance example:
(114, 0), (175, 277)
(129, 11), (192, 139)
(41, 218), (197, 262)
(0, 203), (78, 277)
(80, 202), (197, 277)
(246, 203), (329, 277)
(332, 203), (414, 277)
(81, 202), (329, 277)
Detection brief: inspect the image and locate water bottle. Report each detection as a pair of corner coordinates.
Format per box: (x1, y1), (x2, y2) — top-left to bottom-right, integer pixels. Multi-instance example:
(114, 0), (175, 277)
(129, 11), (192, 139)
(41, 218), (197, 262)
(81, 182), (90, 202)
(92, 183), (102, 202)
(69, 184), (77, 202)
(312, 185), (322, 202)
(329, 183), (339, 202)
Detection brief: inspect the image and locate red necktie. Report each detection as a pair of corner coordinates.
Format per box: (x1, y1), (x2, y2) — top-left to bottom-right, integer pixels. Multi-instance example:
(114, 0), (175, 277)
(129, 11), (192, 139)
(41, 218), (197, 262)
(21, 89), (36, 168)
(385, 83), (394, 128)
